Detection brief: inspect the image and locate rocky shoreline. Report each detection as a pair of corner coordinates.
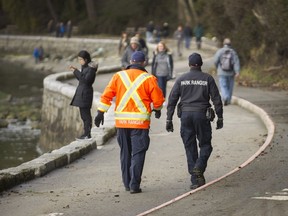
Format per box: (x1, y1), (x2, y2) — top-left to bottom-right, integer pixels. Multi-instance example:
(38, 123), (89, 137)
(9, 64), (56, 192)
(0, 54), (67, 129)
(0, 50), (120, 129)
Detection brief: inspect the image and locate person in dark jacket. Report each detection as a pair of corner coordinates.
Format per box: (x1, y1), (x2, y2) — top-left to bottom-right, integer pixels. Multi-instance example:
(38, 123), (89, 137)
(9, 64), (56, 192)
(121, 36), (142, 69)
(166, 53), (223, 190)
(183, 23), (193, 49)
(70, 50), (98, 140)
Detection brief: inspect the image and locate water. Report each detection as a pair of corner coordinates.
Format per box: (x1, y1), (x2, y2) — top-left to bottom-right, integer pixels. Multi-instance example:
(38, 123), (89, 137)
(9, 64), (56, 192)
(0, 58), (45, 170)
(0, 121), (41, 169)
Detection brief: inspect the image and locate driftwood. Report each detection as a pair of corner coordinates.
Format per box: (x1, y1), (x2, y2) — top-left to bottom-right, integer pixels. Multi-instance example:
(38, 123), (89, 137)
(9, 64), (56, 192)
(264, 65), (283, 72)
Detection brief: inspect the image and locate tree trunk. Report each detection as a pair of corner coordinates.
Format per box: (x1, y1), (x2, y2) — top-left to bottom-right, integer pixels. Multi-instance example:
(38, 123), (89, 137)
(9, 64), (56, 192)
(85, 0), (97, 23)
(177, 0), (185, 23)
(46, 0), (58, 22)
(178, 0), (192, 24)
(187, 0), (198, 24)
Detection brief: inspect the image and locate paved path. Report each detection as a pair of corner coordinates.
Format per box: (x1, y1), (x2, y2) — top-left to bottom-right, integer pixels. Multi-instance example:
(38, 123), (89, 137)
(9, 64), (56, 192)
(146, 86), (288, 216)
(0, 39), (286, 216)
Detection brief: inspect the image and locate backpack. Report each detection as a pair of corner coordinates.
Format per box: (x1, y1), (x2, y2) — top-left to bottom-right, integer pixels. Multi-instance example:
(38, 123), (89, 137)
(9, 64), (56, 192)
(220, 49), (234, 71)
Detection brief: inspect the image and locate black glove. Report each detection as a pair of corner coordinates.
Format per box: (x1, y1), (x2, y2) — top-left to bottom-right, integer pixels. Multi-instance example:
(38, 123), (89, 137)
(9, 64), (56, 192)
(216, 118), (223, 130)
(94, 111), (104, 127)
(166, 120), (174, 132)
(153, 109), (161, 119)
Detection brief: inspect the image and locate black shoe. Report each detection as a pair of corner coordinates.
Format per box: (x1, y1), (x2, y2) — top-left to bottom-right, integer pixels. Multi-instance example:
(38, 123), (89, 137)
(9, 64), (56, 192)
(192, 168), (206, 187)
(190, 184), (199, 190)
(76, 134), (92, 140)
(224, 100), (228, 106)
(130, 188), (142, 194)
(125, 187), (130, 191)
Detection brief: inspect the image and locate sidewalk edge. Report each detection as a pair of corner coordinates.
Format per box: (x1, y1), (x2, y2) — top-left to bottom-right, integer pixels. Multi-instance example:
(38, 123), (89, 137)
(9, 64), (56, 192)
(136, 95), (275, 216)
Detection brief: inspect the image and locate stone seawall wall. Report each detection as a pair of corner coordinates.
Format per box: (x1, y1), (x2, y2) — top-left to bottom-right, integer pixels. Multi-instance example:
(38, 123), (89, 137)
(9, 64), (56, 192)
(0, 35), (118, 56)
(40, 72), (83, 151)
(41, 69), (117, 151)
(0, 35), (120, 151)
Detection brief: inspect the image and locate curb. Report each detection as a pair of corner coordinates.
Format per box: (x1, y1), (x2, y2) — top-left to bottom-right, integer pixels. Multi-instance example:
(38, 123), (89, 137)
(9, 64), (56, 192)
(137, 95), (275, 216)
(0, 140), (96, 192)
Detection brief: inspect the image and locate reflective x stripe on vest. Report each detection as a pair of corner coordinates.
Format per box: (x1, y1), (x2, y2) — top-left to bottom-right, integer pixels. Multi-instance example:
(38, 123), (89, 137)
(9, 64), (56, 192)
(115, 71), (150, 119)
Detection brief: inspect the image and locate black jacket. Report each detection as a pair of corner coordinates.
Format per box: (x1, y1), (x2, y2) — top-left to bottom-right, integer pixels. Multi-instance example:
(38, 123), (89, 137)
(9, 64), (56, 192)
(167, 68), (223, 120)
(70, 62), (97, 108)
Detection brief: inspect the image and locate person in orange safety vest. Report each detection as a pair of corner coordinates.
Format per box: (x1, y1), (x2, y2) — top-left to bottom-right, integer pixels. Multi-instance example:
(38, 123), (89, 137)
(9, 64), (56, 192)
(94, 51), (165, 194)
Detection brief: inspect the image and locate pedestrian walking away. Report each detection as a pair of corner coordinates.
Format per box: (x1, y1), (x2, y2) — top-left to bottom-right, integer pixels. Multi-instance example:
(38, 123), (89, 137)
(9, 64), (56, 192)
(151, 41), (174, 99)
(121, 36), (147, 69)
(135, 32), (149, 56)
(161, 22), (170, 39)
(70, 50), (98, 140)
(166, 53), (223, 190)
(183, 23), (193, 50)
(118, 31), (129, 56)
(94, 51), (165, 194)
(193, 23), (204, 50)
(66, 20), (72, 38)
(173, 25), (184, 57)
(214, 38), (240, 106)
(146, 20), (155, 43)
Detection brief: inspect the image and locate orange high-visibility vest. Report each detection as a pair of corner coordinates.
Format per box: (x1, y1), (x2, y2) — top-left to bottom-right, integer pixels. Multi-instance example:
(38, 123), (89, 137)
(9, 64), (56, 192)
(98, 68), (165, 129)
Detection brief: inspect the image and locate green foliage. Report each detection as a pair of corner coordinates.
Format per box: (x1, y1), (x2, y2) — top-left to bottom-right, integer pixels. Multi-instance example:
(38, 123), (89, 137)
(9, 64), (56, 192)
(1, 0), (86, 33)
(201, 1), (234, 41)
(238, 66), (288, 90)
(95, 0), (177, 34)
(0, 0), (288, 85)
(0, 91), (7, 100)
(1, 0), (48, 32)
(256, 0), (288, 60)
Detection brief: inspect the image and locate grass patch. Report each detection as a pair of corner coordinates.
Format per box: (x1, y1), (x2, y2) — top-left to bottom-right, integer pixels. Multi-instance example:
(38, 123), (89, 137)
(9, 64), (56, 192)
(0, 91), (8, 100)
(238, 65), (288, 90)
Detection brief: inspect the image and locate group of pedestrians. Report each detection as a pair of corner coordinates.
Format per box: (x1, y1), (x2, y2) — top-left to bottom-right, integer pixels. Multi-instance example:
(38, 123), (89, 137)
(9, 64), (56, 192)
(173, 23), (204, 57)
(119, 28), (174, 100)
(32, 46), (44, 64)
(47, 19), (73, 38)
(69, 35), (240, 194)
(145, 20), (170, 43)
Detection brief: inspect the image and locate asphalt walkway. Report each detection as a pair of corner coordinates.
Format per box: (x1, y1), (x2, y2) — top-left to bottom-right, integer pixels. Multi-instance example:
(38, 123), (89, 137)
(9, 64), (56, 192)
(0, 39), (284, 216)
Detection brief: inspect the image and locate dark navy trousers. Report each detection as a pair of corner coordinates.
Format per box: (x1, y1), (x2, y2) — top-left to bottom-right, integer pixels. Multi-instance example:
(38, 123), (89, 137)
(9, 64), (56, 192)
(117, 128), (150, 190)
(180, 111), (213, 184)
(156, 76), (168, 98)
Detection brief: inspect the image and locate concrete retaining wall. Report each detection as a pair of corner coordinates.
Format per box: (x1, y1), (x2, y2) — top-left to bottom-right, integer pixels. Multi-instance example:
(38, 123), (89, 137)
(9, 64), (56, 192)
(40, 67), (120, 151)
(39, 72), (84, 151)
(0, 35), (118, 57)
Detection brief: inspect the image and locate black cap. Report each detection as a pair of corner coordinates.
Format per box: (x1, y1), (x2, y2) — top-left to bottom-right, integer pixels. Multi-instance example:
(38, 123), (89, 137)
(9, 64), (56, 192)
(188, 53), (203, 67)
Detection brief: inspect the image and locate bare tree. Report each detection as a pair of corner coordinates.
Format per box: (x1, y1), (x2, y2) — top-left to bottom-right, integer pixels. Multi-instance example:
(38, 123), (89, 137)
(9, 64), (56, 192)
(46, 0), (58, 22)
(187, 0), (199, 24)
(85, 0), (97, 23)
(177, 0), (192, 24)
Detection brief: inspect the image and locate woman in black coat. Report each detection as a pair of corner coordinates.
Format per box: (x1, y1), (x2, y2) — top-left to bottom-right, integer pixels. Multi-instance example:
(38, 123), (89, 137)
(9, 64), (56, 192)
(70, 50), (98, 140)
